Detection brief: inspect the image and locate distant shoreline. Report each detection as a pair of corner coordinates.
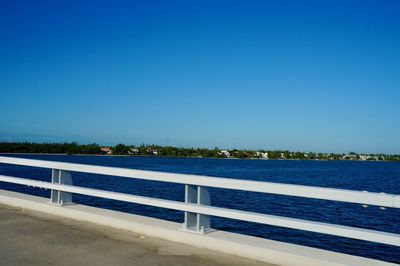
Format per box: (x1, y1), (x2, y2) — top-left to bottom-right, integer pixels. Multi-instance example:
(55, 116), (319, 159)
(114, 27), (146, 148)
(1, 152), (397, 163)
(2, 142), (398, 162)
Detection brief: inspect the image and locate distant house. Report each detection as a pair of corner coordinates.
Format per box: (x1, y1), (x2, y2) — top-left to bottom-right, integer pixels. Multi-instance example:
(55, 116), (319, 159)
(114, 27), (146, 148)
(342, 154), (357, 160)
(146, 147), (158, 156)
(219, 150), (231, 158)
(100, 147), (113, 155)
(359, 155), (371, 161)
(255, 151), (268, 159)
(128, 147), (139, 155)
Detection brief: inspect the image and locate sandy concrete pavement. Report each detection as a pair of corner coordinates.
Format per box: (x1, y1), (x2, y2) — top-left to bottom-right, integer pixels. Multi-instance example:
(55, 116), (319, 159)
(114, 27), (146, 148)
(0, 204), (274, 266)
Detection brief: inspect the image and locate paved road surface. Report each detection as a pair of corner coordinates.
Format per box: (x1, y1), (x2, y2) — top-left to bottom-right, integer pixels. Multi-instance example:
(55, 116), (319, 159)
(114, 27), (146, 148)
(0, 204), (274, 266)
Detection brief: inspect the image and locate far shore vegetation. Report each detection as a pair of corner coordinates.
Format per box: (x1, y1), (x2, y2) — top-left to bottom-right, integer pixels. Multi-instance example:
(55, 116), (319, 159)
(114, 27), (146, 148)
(0, 142), (399, 162)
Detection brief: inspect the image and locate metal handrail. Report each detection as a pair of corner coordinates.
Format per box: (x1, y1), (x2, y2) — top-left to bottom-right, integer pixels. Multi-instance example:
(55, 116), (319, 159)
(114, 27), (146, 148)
(0, 156), (399, 208)
(0, 156), (399, 247)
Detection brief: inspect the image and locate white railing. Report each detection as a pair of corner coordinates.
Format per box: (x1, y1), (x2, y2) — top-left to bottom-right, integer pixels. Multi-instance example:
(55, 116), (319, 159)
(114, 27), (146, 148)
(0, 156), (399, 246)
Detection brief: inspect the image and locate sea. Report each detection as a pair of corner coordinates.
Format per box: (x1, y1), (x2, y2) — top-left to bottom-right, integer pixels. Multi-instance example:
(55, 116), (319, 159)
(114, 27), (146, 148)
(0, 154), (399, 263)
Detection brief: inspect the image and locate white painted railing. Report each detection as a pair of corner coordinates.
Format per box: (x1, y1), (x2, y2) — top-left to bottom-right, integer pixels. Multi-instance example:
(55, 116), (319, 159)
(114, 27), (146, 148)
(0, 156), (399, 246)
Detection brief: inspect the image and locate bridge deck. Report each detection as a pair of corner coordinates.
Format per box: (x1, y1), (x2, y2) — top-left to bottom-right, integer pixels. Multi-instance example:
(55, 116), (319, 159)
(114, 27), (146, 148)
(0, 204), (272, 266)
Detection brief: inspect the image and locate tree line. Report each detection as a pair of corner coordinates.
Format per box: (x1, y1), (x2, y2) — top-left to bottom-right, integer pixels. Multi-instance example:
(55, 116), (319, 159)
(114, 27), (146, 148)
(0, 142), (102, 155)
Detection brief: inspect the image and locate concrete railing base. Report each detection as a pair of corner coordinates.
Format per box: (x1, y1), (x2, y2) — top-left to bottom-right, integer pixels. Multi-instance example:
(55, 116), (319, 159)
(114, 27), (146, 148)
(0, 189), (396, 266)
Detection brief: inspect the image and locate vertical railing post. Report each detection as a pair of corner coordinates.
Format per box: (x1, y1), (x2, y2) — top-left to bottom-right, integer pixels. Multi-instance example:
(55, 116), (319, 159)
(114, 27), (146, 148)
(183, 185), (212, 234)
(50, 169), (73, 206)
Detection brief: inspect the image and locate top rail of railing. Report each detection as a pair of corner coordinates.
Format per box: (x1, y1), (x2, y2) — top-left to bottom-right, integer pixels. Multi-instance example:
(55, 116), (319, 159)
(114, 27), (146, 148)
(0, 156), (399, 208)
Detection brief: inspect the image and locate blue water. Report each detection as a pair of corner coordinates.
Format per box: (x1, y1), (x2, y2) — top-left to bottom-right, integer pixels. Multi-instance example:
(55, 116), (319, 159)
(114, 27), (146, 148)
(1, 154), (399, 263)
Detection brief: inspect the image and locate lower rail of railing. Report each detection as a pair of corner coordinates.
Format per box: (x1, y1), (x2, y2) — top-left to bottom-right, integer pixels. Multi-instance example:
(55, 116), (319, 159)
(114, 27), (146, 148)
(0, 174), (399, 247)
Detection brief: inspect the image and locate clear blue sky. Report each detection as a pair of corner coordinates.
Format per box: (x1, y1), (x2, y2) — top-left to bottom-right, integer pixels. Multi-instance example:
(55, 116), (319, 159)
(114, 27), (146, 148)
(1, 1), (399, 154)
